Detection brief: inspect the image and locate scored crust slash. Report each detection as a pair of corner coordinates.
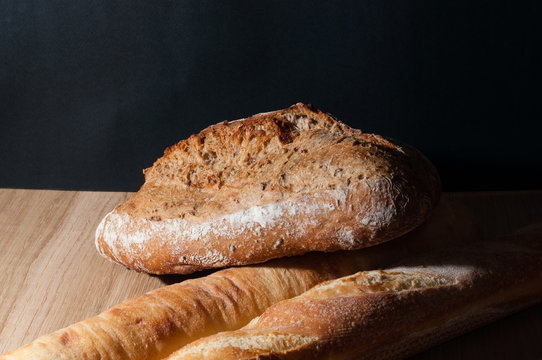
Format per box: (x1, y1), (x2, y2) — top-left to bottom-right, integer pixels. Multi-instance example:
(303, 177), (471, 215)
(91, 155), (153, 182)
(167, 226), (542, 359)
(95, 103), (441, 274)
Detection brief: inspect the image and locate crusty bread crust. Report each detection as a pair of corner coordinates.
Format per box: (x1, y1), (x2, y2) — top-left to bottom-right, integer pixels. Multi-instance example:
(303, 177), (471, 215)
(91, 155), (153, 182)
(0, 263), (341, 360)
(95, 103), (440, 274)
(1, 199), (475, 360)
(167, 226), (542, 360)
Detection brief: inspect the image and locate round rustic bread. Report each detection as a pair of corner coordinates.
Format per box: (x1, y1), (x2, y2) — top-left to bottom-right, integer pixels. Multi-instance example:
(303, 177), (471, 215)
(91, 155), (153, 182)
(95, 103), (440, 274)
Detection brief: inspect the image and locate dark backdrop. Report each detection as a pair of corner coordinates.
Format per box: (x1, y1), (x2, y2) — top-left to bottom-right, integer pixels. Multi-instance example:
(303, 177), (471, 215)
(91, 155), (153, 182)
(1, 1), (540, 192)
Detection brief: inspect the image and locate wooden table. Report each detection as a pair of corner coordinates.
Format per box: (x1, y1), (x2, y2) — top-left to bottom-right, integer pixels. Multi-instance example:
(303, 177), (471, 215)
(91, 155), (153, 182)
(0, 189), (541, 358)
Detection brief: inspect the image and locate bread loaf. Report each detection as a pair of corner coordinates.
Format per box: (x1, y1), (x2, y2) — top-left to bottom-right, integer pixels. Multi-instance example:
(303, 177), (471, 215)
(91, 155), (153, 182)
(95, 103), (440, 274)
(168, 224), (542, 360)
(1, 199), (473, 360)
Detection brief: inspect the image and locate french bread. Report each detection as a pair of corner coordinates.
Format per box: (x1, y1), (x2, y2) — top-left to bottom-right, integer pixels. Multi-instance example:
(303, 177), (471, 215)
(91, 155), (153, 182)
(0, 198), (475, 360)
(95, 103), (440, 274)
(168, 224), (542, 360)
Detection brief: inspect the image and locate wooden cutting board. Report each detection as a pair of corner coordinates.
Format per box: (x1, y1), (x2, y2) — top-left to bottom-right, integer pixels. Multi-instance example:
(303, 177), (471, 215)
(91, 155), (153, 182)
(0, 188), (541, 358)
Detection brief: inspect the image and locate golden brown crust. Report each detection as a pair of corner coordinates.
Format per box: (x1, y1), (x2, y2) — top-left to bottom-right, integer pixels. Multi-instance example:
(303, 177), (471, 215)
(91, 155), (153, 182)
(168, 225), (542, 360)
(95, 103), (440, 274)
(0, 263), (339, 360)
(1, 199), (475, 360)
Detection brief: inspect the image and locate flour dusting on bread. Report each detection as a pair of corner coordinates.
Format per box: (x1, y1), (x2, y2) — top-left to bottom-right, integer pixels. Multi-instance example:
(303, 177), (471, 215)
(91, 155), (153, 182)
(95, 103), (440, 274)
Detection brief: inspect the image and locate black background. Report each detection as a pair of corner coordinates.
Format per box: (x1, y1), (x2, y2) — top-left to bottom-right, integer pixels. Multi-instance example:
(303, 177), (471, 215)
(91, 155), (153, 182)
(1, 1), (540, 192)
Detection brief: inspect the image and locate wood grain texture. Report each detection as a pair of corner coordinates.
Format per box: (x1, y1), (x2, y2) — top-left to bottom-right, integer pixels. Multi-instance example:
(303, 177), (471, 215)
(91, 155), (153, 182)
(0, 189), (541, 359)
(0, 189), (195, 354)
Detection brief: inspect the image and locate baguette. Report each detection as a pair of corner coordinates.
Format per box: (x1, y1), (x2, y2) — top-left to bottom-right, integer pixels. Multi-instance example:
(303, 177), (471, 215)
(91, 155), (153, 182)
(0, 199), (474, 360)
(168, 223), (542, 360)
(95, 103), (440, 274)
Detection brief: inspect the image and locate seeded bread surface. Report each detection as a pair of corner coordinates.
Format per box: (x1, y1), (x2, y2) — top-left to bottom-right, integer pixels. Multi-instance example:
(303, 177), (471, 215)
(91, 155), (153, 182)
(96, 103), (440, 274)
